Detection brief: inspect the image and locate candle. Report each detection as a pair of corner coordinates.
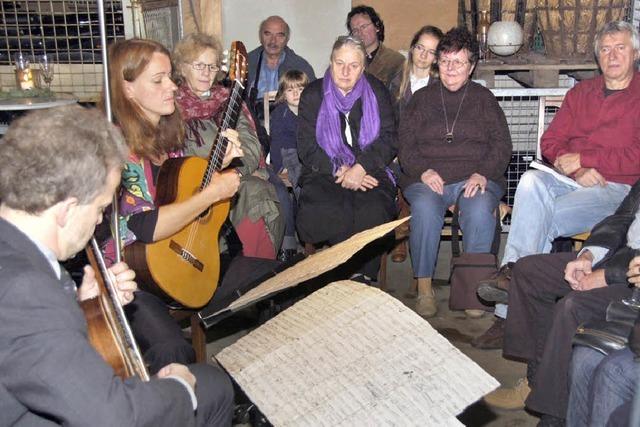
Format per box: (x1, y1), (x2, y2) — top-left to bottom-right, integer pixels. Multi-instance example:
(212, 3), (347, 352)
(14, 53), (35, 91)
(16, 68), (35, 90)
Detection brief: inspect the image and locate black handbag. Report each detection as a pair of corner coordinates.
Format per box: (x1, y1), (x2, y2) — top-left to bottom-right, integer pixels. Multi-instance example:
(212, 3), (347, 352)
(448, 194), (501, 311)
(572, 299), (639, 356)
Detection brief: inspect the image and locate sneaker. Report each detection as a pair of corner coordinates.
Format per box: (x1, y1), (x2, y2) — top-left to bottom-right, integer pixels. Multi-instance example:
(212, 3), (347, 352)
(415, 291), (437, 318)
(484, 378), (530, 410)
(471, 317), (505, 349)
(477, 263), (514, 304)
(464, 309), (485, 319)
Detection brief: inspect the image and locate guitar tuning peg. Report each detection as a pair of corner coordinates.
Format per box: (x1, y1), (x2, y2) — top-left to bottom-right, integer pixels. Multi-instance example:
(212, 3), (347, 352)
(221, 65), (229, 72)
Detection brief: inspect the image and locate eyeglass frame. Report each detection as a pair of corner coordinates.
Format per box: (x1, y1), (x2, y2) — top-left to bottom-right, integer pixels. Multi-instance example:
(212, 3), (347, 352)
(412, 44), (437, 56)
(188, 62), (220, 73)
(350, 22), (374, 35)
(437, 58), (471, 70)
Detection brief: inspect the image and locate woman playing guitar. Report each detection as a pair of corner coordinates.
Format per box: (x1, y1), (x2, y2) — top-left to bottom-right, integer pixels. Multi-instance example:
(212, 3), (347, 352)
(103, 38), (242, 373)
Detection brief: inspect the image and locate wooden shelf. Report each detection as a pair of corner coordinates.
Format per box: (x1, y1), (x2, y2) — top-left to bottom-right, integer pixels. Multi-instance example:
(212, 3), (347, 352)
(474, 53), (600, 88)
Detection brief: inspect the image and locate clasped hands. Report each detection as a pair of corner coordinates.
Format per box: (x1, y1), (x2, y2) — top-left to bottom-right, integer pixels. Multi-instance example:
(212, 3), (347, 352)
(554, 153), (607, 187)
(335, 163), (378, 191)
(564, 250), (606, 291)
(420, 170), (487, 198)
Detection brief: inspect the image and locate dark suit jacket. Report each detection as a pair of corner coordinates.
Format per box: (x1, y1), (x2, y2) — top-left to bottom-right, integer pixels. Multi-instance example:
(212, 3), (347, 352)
(0, 218), (196, 426)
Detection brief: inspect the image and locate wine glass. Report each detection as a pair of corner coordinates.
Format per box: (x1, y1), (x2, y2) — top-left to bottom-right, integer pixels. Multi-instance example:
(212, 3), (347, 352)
(39, 54), (55, 91)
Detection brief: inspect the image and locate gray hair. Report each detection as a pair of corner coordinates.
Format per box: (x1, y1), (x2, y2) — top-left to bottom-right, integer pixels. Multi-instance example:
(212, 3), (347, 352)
(0, 105), (127, 214)
(259, 15), (291, 41)
(594, 20), (640, 56)
(330, 35), (367, 61)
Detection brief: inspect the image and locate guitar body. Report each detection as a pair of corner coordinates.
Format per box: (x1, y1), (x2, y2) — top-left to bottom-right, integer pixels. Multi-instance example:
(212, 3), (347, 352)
(81, 240), (149, 380)
(127, 156), (230, 308)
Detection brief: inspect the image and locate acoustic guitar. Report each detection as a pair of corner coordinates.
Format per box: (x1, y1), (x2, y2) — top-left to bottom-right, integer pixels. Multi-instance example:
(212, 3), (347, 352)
(126, 42), (248, 308)
(81, 237), (149, 380)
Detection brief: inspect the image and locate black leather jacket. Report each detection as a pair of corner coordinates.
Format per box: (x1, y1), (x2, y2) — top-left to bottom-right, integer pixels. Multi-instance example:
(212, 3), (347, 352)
(588, 180), (640, 285)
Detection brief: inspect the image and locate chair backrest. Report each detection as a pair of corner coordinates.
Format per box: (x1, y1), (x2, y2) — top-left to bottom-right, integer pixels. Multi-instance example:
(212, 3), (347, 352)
(536, 95), (565, 160)
(263, 91), (278, 135)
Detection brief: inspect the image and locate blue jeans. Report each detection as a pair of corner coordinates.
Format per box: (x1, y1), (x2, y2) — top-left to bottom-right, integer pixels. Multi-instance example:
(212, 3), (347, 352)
(404, 179), (503, 278)
(567, 347), (638, 427)
(501, 170), (630, 266)
(494, 171), (629, 319)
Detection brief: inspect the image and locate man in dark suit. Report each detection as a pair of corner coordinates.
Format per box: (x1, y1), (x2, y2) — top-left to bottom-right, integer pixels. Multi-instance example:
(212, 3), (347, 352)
(0, 106), (233, 426)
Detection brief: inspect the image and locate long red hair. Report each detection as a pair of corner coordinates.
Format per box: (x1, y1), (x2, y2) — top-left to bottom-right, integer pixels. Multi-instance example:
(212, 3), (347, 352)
(104, 38), (183, 159)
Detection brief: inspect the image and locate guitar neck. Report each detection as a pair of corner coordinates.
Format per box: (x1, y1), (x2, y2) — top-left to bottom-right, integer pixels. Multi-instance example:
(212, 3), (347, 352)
(201, 81), (245, 191)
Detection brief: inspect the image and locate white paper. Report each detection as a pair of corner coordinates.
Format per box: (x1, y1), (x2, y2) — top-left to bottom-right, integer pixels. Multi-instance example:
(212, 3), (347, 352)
(529, 159), (581, 188)
(216, 281), (499, 426)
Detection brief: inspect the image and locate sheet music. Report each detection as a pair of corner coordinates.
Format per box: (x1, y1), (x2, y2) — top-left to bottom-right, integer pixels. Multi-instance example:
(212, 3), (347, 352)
(529, 159), (581, 188)
(216, 281), (499, 426)
(215, 217), (409, 315)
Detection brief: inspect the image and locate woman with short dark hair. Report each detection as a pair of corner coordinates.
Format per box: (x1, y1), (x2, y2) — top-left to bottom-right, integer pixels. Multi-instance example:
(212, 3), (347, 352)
(398, 27), (512, 317)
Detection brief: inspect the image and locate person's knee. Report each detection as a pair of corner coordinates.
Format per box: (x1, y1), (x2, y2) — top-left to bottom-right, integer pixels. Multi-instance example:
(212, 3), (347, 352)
(146, 342), (196, 375)
(190, 363), (234, 423)
(517, 170), (547, 191)
(571, 346), (604, 382)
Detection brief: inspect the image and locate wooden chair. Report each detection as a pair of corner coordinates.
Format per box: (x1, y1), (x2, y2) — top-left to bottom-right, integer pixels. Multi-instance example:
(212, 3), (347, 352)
(169, 309), (207, 363)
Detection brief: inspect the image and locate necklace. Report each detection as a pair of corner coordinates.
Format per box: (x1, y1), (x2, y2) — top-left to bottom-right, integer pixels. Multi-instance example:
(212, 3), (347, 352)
(439, 81), (469, 143)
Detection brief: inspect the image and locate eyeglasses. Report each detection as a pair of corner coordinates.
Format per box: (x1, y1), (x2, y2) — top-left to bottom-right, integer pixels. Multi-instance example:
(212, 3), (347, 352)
(412, 44), (436, 56)
(438, 58), (470, 69)
(189, 62), (220, 73)
(350, 22), (373, 35)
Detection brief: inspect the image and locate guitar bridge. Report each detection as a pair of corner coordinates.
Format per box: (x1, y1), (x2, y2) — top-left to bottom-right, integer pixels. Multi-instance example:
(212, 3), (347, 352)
(169, 240), (204, 272)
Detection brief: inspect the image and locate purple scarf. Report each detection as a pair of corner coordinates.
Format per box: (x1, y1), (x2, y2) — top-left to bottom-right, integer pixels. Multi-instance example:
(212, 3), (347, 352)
(316, 68), (380, 173)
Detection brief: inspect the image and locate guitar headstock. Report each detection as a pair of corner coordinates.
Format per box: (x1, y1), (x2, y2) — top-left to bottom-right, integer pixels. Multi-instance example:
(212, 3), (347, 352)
(228, 41), (248, 87)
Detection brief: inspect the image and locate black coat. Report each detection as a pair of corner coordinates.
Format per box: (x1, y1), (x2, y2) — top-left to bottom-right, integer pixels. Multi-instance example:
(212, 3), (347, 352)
(295, 73), (397, 245)
(297, 72), (397, 185)
(587, 179), (640, 285)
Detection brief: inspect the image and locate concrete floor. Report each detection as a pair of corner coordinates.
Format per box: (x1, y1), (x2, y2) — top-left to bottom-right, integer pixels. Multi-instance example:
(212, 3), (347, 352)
(204, 238), (539, 426)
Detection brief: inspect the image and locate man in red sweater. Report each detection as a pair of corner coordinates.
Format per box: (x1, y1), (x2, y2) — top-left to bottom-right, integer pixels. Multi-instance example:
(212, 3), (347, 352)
(477, 20), (640, 424)
(474, 20), (640, 353)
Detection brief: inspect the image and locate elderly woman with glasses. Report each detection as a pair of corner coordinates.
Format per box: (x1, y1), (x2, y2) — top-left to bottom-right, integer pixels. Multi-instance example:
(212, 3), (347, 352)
(398, 27), (512, 318)
(296, 35), (397, 284)
(173, 33), (284, 259)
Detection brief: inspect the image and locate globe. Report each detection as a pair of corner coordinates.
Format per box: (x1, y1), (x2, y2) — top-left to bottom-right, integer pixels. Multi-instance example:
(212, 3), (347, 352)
(487, 21), (524, 56)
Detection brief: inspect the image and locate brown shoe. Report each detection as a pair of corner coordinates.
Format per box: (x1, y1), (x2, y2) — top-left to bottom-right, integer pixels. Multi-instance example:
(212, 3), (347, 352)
(484, 378), (530, 410)
(471, 317), (505, 349)
(415, 291), (438, 318)
(477, 263), (514, 304)
(391, 240), (407, 263)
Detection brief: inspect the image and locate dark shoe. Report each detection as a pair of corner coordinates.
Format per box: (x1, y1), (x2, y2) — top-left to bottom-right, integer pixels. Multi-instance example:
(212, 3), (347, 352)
(390, 240), (407, 263)
(277, 248), (298, 263)
(477, 263), (514, 304)
(350, 273), (373, 286)
(471, 317), (505, 349)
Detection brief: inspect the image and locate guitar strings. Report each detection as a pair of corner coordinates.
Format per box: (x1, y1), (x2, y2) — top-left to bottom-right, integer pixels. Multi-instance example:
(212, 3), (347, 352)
(183, 83), (243, 255)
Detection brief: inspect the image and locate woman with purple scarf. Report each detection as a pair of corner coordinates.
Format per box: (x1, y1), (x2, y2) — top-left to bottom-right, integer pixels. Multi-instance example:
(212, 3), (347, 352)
(297, 35), (397, 284)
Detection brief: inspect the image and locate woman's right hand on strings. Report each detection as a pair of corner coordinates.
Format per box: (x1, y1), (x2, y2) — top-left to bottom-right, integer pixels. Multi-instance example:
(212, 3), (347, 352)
(421, 169), (444, 195)
(220, 129), (244, 168)
(203, 170), (241, 202)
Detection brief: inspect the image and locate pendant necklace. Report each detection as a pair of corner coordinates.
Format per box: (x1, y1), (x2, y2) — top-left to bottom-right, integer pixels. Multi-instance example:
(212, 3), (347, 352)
(440, 81), (469, 144)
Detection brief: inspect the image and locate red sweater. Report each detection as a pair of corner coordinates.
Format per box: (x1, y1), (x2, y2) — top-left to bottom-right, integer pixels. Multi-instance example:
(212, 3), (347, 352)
(541, 72), (640, 185)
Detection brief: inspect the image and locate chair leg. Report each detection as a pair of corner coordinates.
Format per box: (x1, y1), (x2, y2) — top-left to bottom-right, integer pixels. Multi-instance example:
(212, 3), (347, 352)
(190, 314), (207, 363)
(378, 252), (388, 291)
